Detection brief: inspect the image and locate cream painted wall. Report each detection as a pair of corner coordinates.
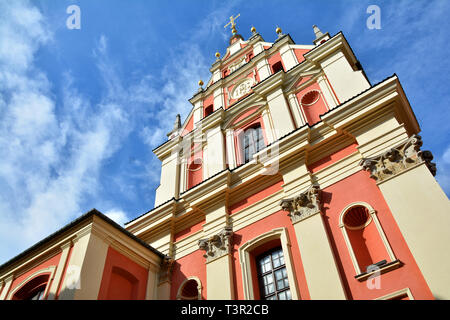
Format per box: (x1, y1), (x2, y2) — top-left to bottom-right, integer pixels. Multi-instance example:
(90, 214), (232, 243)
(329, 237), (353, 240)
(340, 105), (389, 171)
(206, 254), (234, 299)
(378, 164), (450, 299)
(292, 212), (346, 300)
(320, 51), (370, 103)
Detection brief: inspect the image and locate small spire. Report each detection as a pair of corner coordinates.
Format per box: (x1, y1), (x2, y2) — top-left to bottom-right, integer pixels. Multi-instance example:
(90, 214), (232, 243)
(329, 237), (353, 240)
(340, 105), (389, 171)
(173, 114), (181, 131)
(215, 52), (221, 60)
(313, 25), (324, 39)
(312, 24), (331, 45)
(251, 26), (256, 34)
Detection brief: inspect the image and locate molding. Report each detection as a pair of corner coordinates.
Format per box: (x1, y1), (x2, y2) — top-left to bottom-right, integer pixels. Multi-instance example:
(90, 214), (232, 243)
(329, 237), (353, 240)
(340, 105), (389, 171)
(238, 227), (299, 300)
(338, 202), (397, 275)
(374, 287), (414, 300)
(176, 276), (202, 300)
(7, 266), (56, 300)
(355, 260), (402, 281)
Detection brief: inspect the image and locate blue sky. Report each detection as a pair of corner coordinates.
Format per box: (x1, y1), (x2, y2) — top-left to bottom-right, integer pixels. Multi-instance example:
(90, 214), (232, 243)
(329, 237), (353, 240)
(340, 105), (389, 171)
(0, 0), (449, 264)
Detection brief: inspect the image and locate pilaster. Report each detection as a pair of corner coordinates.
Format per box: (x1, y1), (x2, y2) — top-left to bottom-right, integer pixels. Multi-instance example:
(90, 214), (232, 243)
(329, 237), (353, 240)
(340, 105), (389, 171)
(280, 185), (346, 300)
(361, 135), (450, 299)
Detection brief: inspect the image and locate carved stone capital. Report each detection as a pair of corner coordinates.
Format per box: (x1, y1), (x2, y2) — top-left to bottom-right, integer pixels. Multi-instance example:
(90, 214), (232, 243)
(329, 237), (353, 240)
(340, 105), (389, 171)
(198, 227), (233, 263)
(360, 135), (436, 182)
(280, 184), (321, 224)
(158, 256), (174, 284)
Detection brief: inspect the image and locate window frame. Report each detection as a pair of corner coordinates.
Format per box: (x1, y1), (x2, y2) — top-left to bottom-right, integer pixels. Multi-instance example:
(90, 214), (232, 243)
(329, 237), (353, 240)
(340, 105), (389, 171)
(256, 247), (292, 300)
(238, 228), (299, 300)
(338, 202), (397, 276)
(7, 266), (56, 300)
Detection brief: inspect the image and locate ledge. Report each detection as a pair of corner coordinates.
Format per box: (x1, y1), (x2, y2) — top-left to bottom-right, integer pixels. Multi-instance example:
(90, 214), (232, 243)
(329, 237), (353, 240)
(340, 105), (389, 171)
(355, 260), (402, 281)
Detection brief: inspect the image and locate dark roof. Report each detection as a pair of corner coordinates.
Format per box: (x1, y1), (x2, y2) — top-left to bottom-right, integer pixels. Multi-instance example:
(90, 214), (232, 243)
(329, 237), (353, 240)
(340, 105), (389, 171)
(0, 209), (166, 273)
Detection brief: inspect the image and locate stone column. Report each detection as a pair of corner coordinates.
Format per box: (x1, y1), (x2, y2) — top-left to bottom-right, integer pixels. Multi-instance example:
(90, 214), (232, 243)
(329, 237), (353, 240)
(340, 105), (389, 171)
(198, 227), (234, 300)
(280, 185), (346, 300)
(361, 134), (450, 299)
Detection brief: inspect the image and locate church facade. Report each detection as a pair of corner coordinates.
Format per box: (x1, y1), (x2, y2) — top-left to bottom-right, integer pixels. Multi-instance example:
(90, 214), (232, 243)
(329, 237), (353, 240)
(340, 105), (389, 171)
(1, 22), (449, 301)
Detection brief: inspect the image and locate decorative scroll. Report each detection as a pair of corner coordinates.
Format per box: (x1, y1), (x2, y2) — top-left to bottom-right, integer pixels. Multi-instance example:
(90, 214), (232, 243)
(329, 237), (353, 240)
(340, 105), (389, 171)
(198, 227), (233, 262)
(360, 135), (436, 182)
(159, 256), (174, 284)
(280, 184), (321, 224)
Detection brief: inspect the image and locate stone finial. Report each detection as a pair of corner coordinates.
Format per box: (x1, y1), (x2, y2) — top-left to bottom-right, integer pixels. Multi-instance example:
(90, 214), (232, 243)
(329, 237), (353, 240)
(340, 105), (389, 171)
(312, 25), (331, 45)
(198, 227), (233, 262)
(360, 134), (437, 182)
(313, 25), (324, 39)
(280, 184), (321, 224)
(167, 114), (182, 139)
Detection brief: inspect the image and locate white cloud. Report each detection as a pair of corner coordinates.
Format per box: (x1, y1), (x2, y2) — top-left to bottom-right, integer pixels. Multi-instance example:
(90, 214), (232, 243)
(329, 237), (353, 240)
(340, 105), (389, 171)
(104, 208), (129, 226)
(0, 1), (134, 264)
(436, 146), (450, 197)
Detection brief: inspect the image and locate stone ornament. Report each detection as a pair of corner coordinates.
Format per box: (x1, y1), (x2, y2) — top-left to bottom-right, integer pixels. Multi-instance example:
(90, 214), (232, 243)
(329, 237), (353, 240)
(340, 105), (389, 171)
(360, 134), (436, 182)
(231, 77), (253, 100)
(280, 184), (321, 224)
(198, 227), (233, 262)
(159, 256), (175, 284)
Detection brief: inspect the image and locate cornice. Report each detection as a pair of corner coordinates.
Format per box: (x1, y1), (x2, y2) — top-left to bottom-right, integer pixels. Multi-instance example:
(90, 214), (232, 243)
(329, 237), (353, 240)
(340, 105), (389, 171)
(304, 32), (357, 65)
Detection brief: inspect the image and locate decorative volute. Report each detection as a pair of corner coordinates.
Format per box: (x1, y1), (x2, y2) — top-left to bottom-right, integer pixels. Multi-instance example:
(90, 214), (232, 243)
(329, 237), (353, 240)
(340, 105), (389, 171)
(280, 184), (321, 224)
(360, 135), (437, 182)
(198, 226), (233, 262)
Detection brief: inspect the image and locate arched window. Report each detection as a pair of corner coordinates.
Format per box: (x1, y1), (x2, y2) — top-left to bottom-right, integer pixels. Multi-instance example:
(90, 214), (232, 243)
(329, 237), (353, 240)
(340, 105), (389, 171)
(12, 274), (50, 300)
(238, 228), (300, 300)
(339, 202), (397, 276)
(176, 277), (202, 300)
(241, 124), (265, 164)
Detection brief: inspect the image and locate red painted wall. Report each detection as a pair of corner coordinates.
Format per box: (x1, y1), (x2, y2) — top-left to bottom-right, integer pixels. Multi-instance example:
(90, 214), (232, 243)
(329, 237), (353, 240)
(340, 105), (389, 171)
(232, 210), (311, 300)
(295, 82), (328, 125)
(321, 170), (434, 300)
(293, 48), (310, 64)
(170, 250), (207, 300)
(7, 252), (62, 300)
(98, 246), (148, 300)
(308, 143), (358, 173)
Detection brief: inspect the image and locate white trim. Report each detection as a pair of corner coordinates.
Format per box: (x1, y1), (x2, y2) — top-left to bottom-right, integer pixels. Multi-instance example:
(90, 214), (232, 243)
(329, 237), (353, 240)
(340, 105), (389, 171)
(176, 276), (202, 300)
(238, 227), (299, 300)
(7, 266), (56, 300)
(374, 287), (414, 300)
(338, 202), (397, 275)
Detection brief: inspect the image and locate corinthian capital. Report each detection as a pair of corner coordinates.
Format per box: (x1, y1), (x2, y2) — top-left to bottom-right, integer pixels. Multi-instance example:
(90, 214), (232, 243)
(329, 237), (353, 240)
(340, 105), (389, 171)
(198, 227), (233, 262)
(280, 184), (321, 224)
(360, 135), (436, 182)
